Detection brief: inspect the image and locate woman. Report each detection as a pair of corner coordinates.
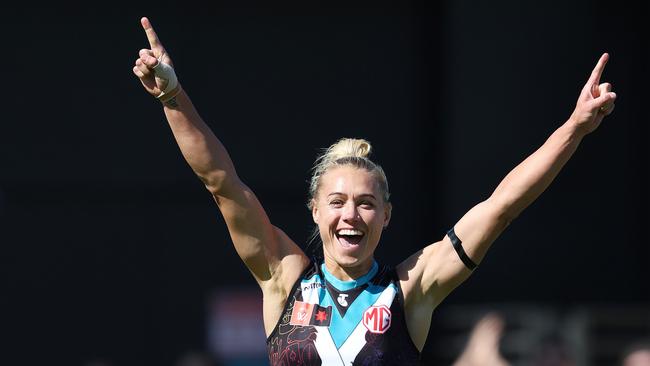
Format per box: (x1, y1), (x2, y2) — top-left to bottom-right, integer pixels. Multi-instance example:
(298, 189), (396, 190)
(133, 17), (616, 365)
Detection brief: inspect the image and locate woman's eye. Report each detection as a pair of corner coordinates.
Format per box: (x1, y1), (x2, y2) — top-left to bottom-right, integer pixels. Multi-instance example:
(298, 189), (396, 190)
(330, 200), (344, 206)
(359, 201), (374, 208)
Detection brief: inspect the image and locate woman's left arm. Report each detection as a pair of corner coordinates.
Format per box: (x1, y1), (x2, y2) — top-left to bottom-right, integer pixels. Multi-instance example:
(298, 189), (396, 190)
(401, 53), (617, 308)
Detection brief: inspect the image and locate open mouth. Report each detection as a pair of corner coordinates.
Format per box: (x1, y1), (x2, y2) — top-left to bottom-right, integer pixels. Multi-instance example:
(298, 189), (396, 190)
(336, 229), (365, 247)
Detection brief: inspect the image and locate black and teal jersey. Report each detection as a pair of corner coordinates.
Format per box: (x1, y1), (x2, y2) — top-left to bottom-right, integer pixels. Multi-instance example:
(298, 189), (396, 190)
(266, 259), (420, 365)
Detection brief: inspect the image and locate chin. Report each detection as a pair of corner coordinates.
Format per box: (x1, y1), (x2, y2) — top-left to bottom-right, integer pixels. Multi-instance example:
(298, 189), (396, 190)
(335, 255), (363, 267)
(332, 248), (373, 269)
(324, 236), (376, 268)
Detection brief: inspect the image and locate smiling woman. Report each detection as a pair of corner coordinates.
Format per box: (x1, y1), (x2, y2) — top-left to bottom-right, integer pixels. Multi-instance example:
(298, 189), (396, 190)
(308, 139), (392, 279)
(133, 15), (617, 366)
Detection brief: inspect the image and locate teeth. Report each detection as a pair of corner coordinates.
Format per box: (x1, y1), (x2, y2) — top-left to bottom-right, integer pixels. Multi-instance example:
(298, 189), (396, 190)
(338, 229), (363, 236)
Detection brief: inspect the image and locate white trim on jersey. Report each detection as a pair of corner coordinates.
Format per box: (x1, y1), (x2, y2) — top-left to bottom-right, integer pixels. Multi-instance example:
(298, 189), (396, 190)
(313, 284), (398, 365)
(301, 275), (324, 305)
(313, 326), (345, 365)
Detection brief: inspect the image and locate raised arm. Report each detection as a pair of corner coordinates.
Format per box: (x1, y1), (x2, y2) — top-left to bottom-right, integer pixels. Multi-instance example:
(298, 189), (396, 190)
(132, 18), (308, 295)
(400, 54), (616, 311)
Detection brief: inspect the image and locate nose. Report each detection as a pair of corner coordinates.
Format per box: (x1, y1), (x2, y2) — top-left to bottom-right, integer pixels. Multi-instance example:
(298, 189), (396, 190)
(341, 201), (360, 222)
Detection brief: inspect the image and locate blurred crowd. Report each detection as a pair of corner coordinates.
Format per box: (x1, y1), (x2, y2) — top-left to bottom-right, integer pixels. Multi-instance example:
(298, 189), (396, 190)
(453, 313), (650, 366)
(81, 314), (650, 366)
(83, 350), (219, 366)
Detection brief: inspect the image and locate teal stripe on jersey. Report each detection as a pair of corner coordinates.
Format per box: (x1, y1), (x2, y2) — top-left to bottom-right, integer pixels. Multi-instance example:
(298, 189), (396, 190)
(320, 262), (378, 291)
(320, 285), (383, 348)
(321, 286), (395, 347)
(299, 262), (393, 349)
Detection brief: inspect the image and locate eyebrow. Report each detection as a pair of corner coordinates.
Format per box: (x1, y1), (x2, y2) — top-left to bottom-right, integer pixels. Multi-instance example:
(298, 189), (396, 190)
(327, 192), (377, 199)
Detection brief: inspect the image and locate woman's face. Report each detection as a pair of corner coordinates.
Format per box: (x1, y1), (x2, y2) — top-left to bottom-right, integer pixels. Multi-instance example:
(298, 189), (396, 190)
(312, 165), (391, 273)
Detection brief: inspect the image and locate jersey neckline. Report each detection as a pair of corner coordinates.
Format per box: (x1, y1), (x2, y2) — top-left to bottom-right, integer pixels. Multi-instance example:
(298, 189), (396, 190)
(320, 260), (378, 291)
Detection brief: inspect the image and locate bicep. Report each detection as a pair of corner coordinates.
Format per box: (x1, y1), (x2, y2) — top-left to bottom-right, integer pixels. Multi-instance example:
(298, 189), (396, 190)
(404, 199), (511, 307)
(451, 198), (511, 266)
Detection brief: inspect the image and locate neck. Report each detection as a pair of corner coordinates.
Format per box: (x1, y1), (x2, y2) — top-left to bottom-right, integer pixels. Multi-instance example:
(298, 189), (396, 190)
(323, 256), (375, 281)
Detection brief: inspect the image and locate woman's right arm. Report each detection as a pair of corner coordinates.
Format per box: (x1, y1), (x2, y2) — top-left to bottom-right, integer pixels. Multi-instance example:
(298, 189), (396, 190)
(132, 17), (308, 289)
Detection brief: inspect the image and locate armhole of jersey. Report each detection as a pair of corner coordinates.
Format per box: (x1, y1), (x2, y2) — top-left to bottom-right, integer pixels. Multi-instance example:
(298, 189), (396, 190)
(394, 269), (423, 357)
(265, 260), (316, 343)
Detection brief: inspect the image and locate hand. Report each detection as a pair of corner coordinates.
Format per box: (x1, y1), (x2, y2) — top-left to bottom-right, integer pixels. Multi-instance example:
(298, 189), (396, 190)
(453, 313), (510, 366)
(132, 17), (177, 98)
(569, 53), (617, 136)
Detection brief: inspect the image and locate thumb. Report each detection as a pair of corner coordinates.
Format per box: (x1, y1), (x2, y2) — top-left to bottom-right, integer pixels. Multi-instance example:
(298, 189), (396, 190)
(591, 82), (601, 98)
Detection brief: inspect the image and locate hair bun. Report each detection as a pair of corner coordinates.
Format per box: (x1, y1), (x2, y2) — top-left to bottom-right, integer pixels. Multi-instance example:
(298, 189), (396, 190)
(325, 138), (372, 162)
(308, 137), (389, 211)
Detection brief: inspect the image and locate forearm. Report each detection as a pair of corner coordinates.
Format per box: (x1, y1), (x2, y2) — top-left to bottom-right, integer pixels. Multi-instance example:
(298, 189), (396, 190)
(422, 55), (615, 302)
(162, 88), (239, 193)
(490, 120), (586, 219)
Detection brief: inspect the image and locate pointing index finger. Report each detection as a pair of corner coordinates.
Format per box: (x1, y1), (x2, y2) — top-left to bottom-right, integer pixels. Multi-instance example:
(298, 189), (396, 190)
(141, 17), (163, 52)
(588, 53), (609, 87)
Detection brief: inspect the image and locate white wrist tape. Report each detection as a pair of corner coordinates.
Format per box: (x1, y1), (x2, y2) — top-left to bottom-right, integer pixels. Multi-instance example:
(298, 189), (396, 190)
(152, 59), (179, 100)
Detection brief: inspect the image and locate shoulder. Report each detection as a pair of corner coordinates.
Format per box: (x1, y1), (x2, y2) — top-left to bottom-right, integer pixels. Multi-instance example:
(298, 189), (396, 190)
(259, 228), (311, 306)
(260, 249), (312, 336)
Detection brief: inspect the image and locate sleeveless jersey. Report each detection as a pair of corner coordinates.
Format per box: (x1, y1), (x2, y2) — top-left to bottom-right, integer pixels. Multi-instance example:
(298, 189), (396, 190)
(266, 260), (421, 365)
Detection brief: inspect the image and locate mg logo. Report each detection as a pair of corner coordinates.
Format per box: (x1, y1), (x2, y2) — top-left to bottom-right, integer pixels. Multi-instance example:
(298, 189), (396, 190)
(362, 305), (391, 334)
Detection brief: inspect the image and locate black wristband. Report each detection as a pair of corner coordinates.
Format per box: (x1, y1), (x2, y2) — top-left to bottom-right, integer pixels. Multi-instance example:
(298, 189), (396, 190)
(447, 227), (477, 270)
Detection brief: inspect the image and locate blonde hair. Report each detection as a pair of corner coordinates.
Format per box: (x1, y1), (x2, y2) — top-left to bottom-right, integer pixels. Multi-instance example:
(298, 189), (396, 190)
(307, 138), (390, 210)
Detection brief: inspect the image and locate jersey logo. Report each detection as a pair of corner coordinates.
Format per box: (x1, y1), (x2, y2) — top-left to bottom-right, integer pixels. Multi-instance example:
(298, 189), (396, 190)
(337, 294), (349, 307)
(289, 300), (332, 327)
(362, 305), (391, 334)
(325, 282), (366, 317)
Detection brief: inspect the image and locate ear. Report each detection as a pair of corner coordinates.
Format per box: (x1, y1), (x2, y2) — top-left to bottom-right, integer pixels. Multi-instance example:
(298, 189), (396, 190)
(383, 202), (392, 228)
(311, 199), (319, 224)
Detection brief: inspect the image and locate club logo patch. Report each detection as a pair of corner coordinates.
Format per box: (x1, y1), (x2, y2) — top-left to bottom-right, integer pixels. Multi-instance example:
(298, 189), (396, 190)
(362, 305), (391, 334)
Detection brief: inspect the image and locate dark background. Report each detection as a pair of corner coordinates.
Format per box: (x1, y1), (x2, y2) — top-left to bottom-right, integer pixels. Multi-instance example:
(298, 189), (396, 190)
(1, 1), (648, 365)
